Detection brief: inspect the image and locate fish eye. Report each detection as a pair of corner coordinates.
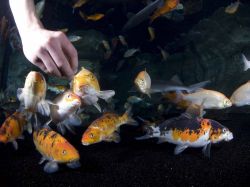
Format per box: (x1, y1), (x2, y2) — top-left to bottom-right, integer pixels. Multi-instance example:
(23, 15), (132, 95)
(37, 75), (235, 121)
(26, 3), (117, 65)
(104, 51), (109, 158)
(67, 94), (71, 98)
(89, 133), (94, 138)
(222, 128), (227, 133)
(62, 150), (67, 155)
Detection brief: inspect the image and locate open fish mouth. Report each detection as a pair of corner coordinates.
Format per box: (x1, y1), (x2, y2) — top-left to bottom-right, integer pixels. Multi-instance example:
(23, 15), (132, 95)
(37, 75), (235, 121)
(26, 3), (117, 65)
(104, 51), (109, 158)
(225, 132), (233, 141)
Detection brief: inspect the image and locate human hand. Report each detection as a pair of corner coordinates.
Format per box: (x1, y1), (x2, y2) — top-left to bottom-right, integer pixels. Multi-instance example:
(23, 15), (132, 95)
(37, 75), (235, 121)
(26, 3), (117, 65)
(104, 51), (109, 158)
(21, 27), (78, 78)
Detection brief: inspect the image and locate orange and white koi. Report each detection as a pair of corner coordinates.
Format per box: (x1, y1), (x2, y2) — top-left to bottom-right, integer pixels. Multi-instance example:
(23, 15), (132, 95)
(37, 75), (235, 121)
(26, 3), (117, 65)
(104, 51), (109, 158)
(46, 91), (82, 134)
(0, 111), (30, 149)
(137, 106), (233, 157)
(81, 108), (137, 145)
(17, 71), (50, 127)
(33, 128), (80, 173)
(71, 67), (115, 112)
(134, 70), (151, 98)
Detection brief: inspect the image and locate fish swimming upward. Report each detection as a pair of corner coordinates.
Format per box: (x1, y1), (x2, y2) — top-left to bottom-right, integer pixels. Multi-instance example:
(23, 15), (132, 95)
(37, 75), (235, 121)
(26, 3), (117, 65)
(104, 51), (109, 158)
(17, 71), (51, 127)
(33, 128), (81, 173)
(134, 70), (151, 98)
(46, 91), (82, 134)
(136, 105), (233, 157)
(230, 81), (250, 107)
(71, 67), (115, 112)
(81, 107), (137, 145)
(0, 111), (30, 149)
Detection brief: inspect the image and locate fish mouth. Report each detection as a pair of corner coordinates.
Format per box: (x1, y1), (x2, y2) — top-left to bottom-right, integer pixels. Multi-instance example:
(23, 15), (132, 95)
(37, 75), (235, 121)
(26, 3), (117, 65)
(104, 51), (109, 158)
(225, 132), (233, 141)
(81, 142), (90, 146)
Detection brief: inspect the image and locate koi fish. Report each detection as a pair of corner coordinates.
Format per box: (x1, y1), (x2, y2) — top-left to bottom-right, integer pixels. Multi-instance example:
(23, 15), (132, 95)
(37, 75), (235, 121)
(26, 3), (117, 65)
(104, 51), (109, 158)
(46, 91), (82, 134)
(17, 71), (50, 127)
(150, 0), (182, 22)
(122, 0), (164, 31)
(230, 81), (250, 106)
(225, 0), (240, 14)
(134, 70), (151, 98)
(71, 67), (115, 112)
(79, 11), (105, 21)
(176, 89), (232, 109)
(73, 0), (89, 8)
(81, 107), (137, 145)
(33, 128), (80, 173)
(136, 105), (233, 157)
(0, 111), (30, 149)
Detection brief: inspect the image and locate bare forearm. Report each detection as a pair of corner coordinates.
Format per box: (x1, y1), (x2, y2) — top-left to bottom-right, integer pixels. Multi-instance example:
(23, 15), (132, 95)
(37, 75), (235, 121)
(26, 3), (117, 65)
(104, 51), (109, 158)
(9, 0), (43, 38)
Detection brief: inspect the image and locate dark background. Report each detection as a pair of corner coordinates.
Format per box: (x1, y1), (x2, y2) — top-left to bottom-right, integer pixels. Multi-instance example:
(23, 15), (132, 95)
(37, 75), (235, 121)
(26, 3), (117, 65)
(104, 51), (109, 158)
(1, 0), (250, 186)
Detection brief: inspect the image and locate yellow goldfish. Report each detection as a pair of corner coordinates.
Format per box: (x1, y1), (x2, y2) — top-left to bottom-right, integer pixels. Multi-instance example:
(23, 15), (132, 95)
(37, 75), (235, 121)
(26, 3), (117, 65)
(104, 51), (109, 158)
(134, 70), (151, 98)
(33, 128), (80, 173)
(0, 111), (30, 149)
(81, 108), (137, 145)
(150, 0), (180, 22)
(73, 0), (89, 8)
(47, 91), (82, 134)
(225, 0), (240, 14)
(79, 11), (105, 21)
(72, 67), (115, 112)
(17, 71), (50, 126)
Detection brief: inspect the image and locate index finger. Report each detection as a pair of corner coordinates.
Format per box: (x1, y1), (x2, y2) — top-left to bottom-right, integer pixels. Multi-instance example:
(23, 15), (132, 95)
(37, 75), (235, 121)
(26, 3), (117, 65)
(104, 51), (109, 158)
(61, 34), (78, 73)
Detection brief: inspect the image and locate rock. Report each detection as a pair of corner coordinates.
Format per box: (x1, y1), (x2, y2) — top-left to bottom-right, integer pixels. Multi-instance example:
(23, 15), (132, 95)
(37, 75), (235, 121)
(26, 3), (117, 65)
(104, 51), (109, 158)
(161, 5), (250, 96)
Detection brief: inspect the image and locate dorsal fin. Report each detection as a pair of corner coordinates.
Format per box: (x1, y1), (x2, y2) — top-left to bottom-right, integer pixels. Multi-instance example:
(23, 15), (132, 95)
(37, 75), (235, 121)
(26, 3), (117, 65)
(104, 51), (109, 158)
(170, 75), (183, 85)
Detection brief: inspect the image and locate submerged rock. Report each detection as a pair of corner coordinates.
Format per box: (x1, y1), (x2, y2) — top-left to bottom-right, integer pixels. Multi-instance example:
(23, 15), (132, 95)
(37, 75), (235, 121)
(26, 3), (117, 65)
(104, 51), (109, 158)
(159, 5), (250, 96)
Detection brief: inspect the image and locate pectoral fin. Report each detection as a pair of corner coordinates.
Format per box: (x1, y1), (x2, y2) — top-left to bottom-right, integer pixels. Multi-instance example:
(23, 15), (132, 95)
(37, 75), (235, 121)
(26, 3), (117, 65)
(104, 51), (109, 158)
(37, 100), (50, 116)
(97, 90), (115, 101)
(105, 132), (121, 143)
(202, 142), (211, 158)
(44, 161), (59, 174)
(67, 114), (82, 126)
(17, 88), (24, 101)
(174, 144), (188, 155)
(39, 157), (47, 165)
(12, 140), (18, 150)
(157, 137), (168, 144)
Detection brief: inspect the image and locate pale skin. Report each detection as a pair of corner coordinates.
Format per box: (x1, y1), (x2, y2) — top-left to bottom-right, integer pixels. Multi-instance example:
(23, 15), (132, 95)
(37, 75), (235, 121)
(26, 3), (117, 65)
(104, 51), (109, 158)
(9, 0), (78, 78)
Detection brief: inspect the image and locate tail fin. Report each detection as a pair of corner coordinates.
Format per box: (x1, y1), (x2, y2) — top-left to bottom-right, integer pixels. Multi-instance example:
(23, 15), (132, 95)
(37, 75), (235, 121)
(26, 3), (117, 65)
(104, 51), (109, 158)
(242, 54), (250, 71)
(187, 80), (210, 93)
(121, 105), (138, 126)
(97, 90), (115, 102)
